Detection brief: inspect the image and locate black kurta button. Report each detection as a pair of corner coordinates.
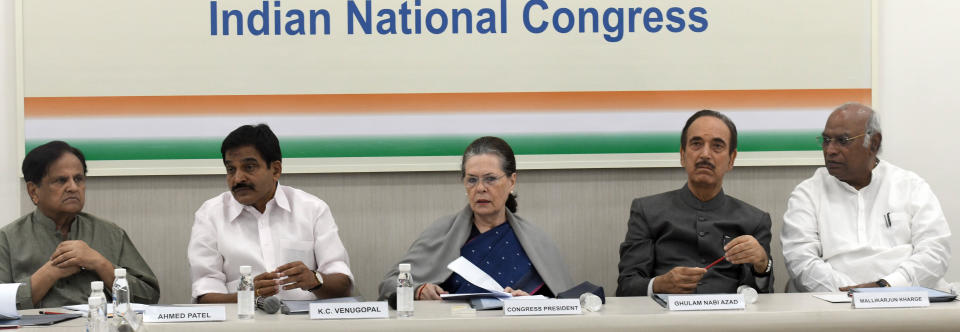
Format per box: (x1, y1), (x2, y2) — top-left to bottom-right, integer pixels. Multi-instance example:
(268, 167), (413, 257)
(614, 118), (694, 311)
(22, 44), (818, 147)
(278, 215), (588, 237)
(698, 216), (705, 221)
(701, 258), (706, 264)
(698, 231), (705, 237)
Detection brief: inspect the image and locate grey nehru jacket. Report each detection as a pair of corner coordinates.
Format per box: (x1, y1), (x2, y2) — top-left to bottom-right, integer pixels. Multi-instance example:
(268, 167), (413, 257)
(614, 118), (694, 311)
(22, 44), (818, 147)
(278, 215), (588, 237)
(0, 210), (160, 309)
(617, 185), (773, 296)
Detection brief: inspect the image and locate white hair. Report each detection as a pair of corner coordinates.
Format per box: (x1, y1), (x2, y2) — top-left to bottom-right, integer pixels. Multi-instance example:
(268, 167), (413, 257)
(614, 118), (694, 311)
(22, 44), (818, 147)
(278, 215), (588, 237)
(863, 110), (881, 151)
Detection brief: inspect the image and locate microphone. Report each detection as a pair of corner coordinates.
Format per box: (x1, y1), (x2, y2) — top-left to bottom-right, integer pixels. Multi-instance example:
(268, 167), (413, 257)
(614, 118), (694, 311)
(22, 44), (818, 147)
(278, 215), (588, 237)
(256, 296), (281, 314)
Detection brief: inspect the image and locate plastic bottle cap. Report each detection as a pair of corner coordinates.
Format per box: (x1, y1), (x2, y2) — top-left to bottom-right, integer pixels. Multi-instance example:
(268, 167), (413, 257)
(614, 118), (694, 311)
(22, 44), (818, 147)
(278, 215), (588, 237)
(240, 265), (252, 274)
(398, 263), (411, 272)
(91, 281), (103, 291)
(737, 285), (759, 304)
(89, 297), (102, 305)
(114, 268), (126, 277)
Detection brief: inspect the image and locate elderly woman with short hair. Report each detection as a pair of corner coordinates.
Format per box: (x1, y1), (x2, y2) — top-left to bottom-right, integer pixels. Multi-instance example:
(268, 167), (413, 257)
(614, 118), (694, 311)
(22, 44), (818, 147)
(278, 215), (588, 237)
(378, 136), (573, 301)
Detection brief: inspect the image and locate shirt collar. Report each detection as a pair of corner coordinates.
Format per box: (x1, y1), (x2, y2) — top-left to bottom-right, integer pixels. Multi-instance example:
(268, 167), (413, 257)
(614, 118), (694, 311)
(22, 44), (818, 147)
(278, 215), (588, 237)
(830, 159), (886, 193)
(226, 184), (290, 223)
(868, 159), (887, 189)
(31, 209), (79, 238)
(678, 183), (727, 211)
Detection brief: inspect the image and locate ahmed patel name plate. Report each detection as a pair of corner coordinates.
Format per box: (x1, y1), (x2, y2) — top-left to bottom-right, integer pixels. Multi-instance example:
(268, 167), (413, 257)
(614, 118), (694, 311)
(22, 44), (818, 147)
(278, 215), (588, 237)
(852, 291), (929, 309)
(309, 301), (389, 319)
(503, 298), (582, 316)
(143, 305), (226, 323)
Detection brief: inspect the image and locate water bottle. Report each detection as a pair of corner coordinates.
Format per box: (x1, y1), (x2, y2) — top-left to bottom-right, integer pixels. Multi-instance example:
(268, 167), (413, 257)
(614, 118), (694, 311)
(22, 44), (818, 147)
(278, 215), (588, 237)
(737, 285), (759, 304)
(89, 281), (107, 320)
(396, 263), (414, 317)
(238, 265), (255, 319)
(86, 296), (105, 332)
(112, 268), (130, 318)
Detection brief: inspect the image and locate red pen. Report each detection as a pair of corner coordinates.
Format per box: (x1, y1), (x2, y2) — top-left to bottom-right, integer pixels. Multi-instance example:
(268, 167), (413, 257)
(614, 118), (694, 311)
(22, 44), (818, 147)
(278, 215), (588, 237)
(38, 311), (65, 315)
(704, 256), (725, 269)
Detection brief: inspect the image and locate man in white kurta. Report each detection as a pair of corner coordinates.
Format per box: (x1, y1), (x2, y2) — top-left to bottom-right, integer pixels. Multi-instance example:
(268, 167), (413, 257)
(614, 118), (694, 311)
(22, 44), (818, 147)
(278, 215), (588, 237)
(190, 184), (354, 300)
(188, 124), (353, 303)
(781, 103), (950, 292)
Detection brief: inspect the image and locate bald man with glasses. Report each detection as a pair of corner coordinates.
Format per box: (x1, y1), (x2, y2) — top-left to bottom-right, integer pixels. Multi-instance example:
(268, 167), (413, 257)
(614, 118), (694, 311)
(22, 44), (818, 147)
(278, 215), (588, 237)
(781, 103), (951, 292)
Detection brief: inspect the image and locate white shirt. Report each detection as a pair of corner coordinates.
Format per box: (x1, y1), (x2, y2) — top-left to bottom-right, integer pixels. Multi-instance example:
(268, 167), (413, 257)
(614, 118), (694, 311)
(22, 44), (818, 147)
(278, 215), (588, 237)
(188, 184), (353, 300)
(781, 160), (951, 292)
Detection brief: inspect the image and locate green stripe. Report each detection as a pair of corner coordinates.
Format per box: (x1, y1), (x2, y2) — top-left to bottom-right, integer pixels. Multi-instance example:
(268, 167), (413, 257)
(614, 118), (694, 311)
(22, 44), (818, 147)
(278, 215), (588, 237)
(25, 131), (820, 161)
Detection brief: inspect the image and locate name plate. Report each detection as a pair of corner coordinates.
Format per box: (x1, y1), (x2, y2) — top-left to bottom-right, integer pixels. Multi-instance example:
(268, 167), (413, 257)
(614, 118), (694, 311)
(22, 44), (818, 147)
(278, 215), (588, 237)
(852, 291), (929, 309)
(503, 299), (582, 316)
(309, 302), (389, 320)
(143, 306), (225, 323)
(667, 294), (744, 311)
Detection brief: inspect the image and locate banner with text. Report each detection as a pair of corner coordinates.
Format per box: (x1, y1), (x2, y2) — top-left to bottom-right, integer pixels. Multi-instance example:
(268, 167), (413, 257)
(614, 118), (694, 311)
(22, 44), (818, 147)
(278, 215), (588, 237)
(19, 0), (871, 173)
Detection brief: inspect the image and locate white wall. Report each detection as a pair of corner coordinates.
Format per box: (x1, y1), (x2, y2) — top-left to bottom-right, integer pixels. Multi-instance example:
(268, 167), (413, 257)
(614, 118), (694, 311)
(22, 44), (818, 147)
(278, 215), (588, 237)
(0, 0), (20, 223)
(878, 0), (960, 282)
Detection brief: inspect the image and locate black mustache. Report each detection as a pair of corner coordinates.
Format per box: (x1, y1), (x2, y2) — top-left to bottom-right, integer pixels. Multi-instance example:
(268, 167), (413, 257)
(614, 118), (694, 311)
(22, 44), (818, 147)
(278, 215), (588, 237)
(695, 161), (715, 169)
(232, 183), (254, 191)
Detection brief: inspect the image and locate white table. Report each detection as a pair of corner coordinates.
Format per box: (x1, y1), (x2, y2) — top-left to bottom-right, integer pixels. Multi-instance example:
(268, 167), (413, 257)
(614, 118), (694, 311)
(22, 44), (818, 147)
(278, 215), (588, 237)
(21, 293), (960, 331)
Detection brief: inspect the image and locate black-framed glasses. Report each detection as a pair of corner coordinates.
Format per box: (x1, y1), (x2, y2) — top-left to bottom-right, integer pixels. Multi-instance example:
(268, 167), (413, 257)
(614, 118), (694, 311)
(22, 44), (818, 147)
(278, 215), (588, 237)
(463, 174), (505, 188)
(817, 133), (866, 147)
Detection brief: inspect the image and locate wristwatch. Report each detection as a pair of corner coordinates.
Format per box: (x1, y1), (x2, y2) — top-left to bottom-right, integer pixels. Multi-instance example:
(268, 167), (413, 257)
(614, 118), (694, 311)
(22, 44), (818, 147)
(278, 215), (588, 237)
(876, 279), (890, 287)
(752, 258), (773, 277)
(308, 271), (324, 291)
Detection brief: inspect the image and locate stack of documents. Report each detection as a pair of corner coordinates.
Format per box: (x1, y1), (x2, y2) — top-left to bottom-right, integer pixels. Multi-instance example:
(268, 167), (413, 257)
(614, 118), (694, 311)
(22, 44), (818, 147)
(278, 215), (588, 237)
(813, 287), (957, 303)
(0, 283), (21, 320)
(440, 257), (546, 310)
(852, 287), (956, 302)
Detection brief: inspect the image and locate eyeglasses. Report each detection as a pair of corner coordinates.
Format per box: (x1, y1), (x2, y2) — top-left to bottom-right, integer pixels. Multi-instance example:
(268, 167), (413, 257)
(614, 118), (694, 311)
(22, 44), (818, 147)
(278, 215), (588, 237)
(463, 174), (505, 188)
(817, 133), (866, 147)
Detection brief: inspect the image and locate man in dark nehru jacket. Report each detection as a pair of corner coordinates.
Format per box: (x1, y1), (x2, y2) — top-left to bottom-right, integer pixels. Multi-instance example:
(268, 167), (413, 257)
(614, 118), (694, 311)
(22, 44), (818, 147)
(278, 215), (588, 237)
(617, 110), (773, 296)
(0, 141), (159, 309)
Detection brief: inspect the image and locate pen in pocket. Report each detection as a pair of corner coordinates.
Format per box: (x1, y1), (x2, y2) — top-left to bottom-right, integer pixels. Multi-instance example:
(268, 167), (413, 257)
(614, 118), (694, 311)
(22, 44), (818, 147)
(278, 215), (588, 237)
(883, 212), (891, 228)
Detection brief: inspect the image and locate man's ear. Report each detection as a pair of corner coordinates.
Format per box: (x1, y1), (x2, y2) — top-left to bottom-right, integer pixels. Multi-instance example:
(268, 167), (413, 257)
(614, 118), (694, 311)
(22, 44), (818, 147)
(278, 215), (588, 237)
(729, 149), (738, 168)
(679, 147), (686, 167)
(26, 182), (39, 205)
(870, 133), (882, 153)
(270, 161), (282, 180)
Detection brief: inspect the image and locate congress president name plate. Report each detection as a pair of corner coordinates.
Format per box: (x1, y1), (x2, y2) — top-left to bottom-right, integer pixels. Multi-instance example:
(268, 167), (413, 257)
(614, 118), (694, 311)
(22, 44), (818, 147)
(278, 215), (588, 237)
(667, 294), (745, 311)
(309, 302), (389, 320)
(143, 305), (226, 323)
(503, 298), (582, 316)
(852, 291), (929, 309)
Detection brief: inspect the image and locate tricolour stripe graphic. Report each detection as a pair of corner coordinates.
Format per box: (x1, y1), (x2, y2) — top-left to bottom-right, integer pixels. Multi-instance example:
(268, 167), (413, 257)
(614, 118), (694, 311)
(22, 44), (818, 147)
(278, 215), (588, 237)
(23, 89), (863, 161)
(25, 132), (821, 161)
(25, 110), (829, 140)
(24, 89), (870, 117)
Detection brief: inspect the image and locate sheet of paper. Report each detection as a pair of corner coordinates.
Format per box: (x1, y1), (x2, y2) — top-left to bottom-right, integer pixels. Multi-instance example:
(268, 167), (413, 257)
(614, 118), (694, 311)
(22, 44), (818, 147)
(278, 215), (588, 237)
(813, 293), (851, 303)
(468, 295), (549, 310)
(0, 283), (21, 320)
(470, 297), (504, 310)
(440, 292), (500, 300)
(63, 303), (148, 313)
(446, 257), (511, 298)
(854, 286), (955, 299)
(441, 293), (546, 301)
